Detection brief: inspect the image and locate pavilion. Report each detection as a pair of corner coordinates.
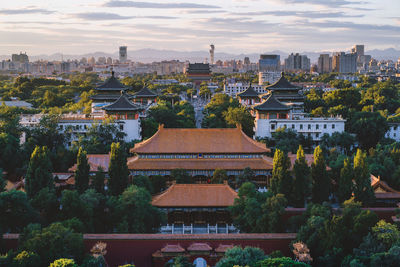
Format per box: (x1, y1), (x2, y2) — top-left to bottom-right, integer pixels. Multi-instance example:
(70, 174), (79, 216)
(127, 125), (273, 184)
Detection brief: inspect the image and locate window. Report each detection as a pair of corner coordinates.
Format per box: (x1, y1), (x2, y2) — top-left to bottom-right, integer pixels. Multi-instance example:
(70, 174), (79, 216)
(59, 125), (63, 130)
(316, 133), (319, 138)
(395, 126), (398, 131)
(300, 124), (303, 130)
(324, 124), (327, 129)
(120, 124), (124, 131)
(332, 124), (335, 129)
(292, 124), (295, 129)
(316, 124), (319, 130)
(283, 124), (287, 128)
(271, 124), (275, 130)
(308, 124), (311, 130)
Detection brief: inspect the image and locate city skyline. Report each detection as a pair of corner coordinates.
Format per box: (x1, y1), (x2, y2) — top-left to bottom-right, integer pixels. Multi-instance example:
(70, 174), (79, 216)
(0, 0), (399, 56)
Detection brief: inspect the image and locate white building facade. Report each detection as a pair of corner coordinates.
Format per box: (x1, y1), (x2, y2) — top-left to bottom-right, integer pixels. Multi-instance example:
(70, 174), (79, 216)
(224, 83), (266, 97)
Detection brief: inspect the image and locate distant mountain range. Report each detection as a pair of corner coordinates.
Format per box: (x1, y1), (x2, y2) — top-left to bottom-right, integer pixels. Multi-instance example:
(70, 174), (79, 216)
(1, 48), (399, 64)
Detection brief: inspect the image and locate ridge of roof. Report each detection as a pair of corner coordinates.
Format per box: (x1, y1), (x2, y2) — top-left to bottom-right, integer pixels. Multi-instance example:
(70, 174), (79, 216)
(102, 92), (142, 111)
(152, 183), (238, 207)
(134, 87), (157, 97)
(130, 126), (269, 154)
(266, 72), (300, 90)
(96, 71), (129, 91)
(253, 94), (291, 111)
(237, 83), (260, 97)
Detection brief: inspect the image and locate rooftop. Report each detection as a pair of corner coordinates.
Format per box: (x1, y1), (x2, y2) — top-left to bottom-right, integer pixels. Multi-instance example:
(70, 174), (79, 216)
(266, 73), (301, 91)
(253, 94), (291, 111)
(133, 87), (157, 98)
(152, 184), (238, 207)
(102, 91), (142, 112)
(95, 71), (129, 91)
(237, 84), (260, 98)
(131, 126), (269, 154)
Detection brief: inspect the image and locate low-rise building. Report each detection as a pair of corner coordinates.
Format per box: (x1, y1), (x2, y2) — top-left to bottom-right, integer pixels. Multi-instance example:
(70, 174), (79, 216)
(224, 83), (266, 97)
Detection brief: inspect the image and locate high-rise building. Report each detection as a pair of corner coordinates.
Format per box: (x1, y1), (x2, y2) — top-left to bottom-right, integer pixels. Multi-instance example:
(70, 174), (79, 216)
(106, 57), (113, 65)
(351, 45), (364, 57)
(259, 54), (280, 71)
(244, 57), (250, 65)
(284, 53), (310, 72)
(119, 46), (127, 63)
(11, 52), (29, 63)
(317, 54), (332, 73)
(209, 44), (215, 65)
(332, 52), (357, 73)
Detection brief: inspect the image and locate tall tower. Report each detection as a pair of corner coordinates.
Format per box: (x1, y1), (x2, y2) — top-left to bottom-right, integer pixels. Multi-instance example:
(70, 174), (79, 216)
(209, 44), (215, 65)
(119, 46), (127, 63)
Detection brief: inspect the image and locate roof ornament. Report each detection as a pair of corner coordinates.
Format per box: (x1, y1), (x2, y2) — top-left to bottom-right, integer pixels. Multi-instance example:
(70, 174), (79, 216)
(111, 69), (115, 77)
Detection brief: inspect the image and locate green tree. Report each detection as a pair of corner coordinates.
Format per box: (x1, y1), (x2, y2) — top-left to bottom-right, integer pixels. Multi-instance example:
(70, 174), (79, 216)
(12, 250), (41, 267)
(75, 147), (90, 194)
(114, 185), (164, 233)
(236, 167), (255, 187)
(349, 112), (389, 150)
(216, 246), (267, 267)
(171, 168), (192, 184)
(0, 190), (38, 233)
(164, 256), (194, 267)
(0, 169), (5, 192)
(353, 149), (375, 205)
(25, 146), (54, 198)
(256, 257), (310, 267)
(0, 132), (22, 176)
(20, 223), (84, 266)
(30, 187), (58, 225)
(292, 146), (311, 207)
(337, 158), (353, 203)
(108, 142), (129, 196)
(212, 169), (228, 184)
(261, 193), (287, 233)
(223, 106), (255, 137)
(91, 167), (105, 194)
(270, 149), (292, 199)
(311, 146), (329, 203)
(149, 175), (166, 193)
(132, 175), (153, 193)
(49, 258), (78, 267)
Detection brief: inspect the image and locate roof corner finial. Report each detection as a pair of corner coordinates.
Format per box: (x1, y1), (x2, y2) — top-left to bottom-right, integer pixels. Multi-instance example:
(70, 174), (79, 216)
(281, 71), (284, 77)
(158, 124), (164, 130)
(378, 175), (381, 181)
(111, 69), (115, 77)
(235, 123), (242, 130)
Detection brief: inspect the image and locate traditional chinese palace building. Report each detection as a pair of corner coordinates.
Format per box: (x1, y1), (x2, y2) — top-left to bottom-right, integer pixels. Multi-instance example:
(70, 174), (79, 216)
(185, 63), (211, 86)
(128, 126), (273, 183)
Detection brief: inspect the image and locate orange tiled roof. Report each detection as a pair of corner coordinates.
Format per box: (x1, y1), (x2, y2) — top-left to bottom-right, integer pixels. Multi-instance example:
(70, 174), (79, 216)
(131, 126), (269, 154)
(160, 244), (185, 253)
(370, 175), (400, 199)
(152, 184), (238, 207)
(69, 154), (110, 172)
(127, 156), (273, 170)
(187, 243), (212, 251)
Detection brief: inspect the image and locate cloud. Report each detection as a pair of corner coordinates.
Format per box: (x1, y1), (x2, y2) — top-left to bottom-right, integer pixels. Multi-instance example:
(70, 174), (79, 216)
(0, 7), (55, 15)
(103, 0), (220, 9)
(276, 0), (368, 7)
(72, 12), (135, 20)
(233, 10), (363, 19)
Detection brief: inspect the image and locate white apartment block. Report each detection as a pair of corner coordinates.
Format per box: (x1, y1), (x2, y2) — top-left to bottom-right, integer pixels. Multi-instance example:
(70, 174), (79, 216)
(385, 123), (400, 141)
(224, 83), (266, 97)
(254, 116), (346, 141)
(258, 71), (281, 85)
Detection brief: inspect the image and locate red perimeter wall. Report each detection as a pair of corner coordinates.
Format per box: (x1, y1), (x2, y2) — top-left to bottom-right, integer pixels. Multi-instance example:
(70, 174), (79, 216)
(3, 233), (296, 267)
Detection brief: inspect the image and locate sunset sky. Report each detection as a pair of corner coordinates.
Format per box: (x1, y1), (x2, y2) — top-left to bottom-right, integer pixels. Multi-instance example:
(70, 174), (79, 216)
(0, 0), (399, 55)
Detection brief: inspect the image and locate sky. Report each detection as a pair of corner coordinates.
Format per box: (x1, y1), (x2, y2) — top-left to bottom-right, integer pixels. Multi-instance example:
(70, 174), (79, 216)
(0, 0), (399, 56)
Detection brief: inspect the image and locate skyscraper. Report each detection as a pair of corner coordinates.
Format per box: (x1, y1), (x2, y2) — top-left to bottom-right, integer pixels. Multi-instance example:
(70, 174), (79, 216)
(332, 52), (357, 73)
(318, 54), (332, 73)
(351, 45), (364, 57)
(119, 46), (127, 63)
(259, 54), (280, 71)
(284, 53), (310, 72)
(209, 44), (215, 65)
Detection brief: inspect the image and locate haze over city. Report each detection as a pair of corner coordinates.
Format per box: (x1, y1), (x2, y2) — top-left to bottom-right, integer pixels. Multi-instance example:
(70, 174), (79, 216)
(0, 0), (400, 56)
